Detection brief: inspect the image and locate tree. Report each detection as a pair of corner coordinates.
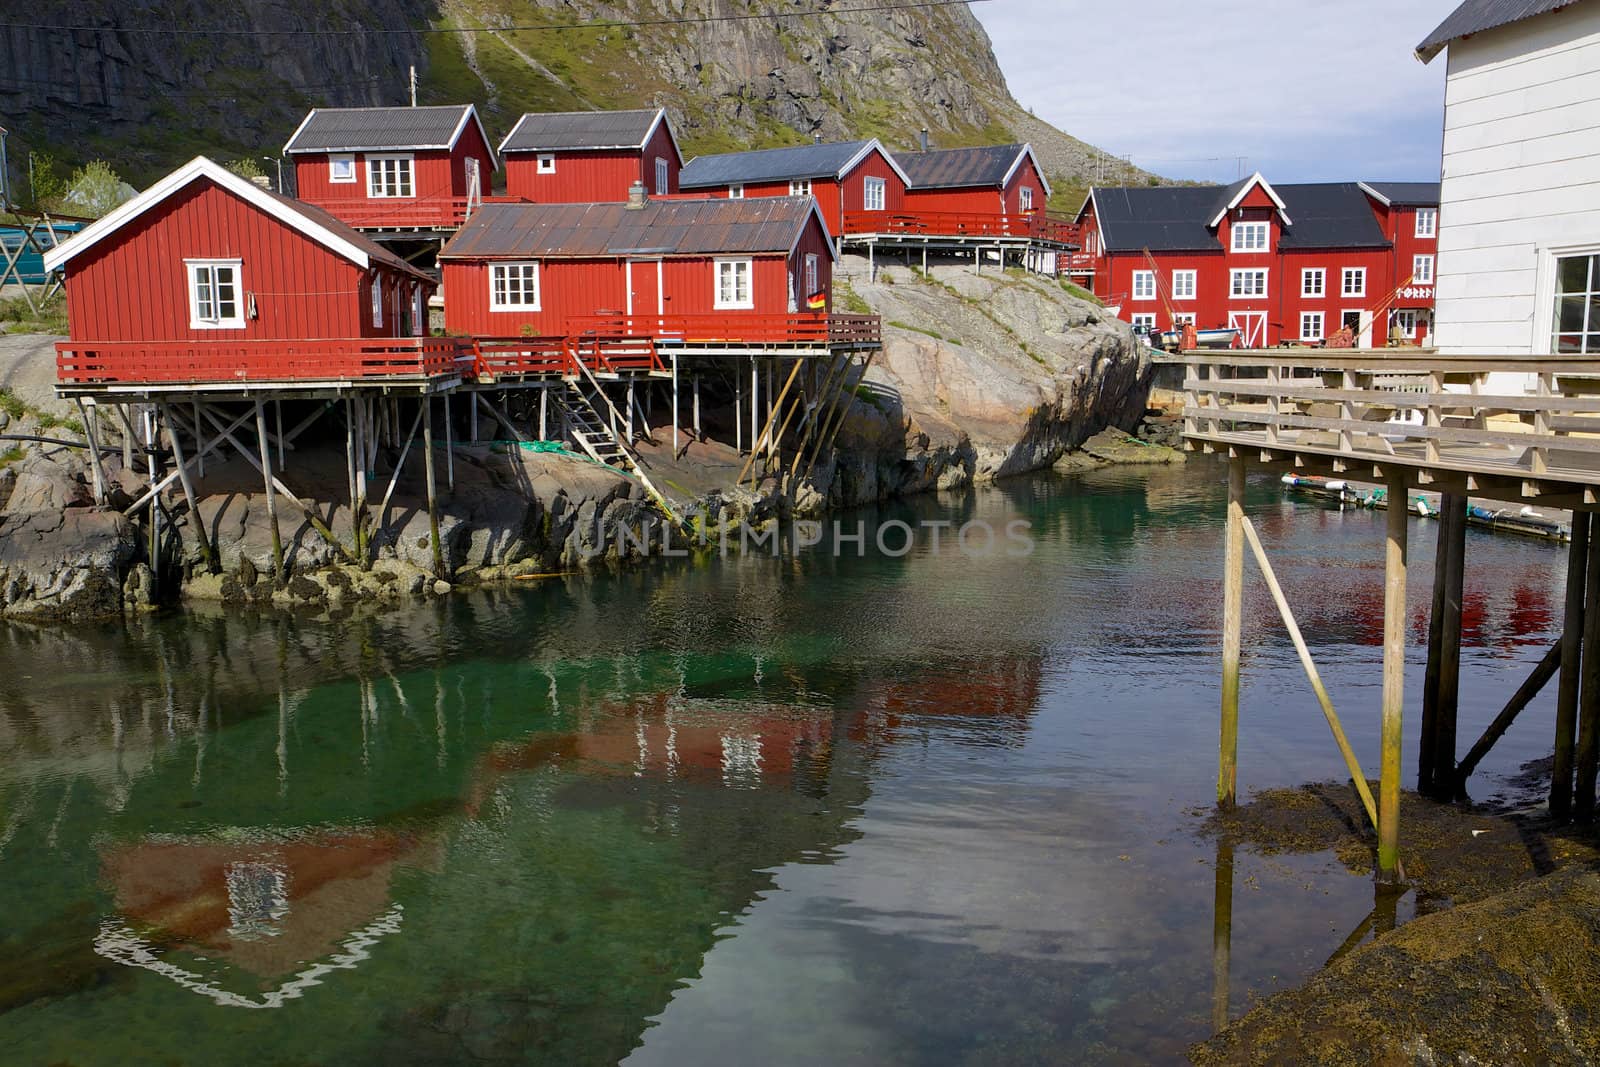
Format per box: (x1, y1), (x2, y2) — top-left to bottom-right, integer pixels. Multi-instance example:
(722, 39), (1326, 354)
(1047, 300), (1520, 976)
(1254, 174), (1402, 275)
(26, 152), (68, 212)
(226, 158), (265, 180)
(64, 160), (134, 218)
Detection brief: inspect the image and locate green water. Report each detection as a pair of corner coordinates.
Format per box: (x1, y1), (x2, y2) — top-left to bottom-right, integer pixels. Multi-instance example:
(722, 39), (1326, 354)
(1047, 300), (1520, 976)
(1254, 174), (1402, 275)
(0, 466), (1569, 1064)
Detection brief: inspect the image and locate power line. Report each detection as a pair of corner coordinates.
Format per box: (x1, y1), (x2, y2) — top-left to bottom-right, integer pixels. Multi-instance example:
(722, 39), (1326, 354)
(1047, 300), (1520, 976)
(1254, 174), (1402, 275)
(0, 0), (991, 37)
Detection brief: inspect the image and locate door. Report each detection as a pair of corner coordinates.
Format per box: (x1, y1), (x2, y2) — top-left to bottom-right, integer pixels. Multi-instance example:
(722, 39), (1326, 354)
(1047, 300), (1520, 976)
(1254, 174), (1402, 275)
(1228, 311), (1266, 349)
(1342, 310), (1371, 348)
(628, 258), (663, 332)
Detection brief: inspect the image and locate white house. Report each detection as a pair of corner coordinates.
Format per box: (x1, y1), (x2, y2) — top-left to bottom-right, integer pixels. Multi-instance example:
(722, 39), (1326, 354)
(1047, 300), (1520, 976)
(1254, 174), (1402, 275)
(1418, 0), (1600, 378)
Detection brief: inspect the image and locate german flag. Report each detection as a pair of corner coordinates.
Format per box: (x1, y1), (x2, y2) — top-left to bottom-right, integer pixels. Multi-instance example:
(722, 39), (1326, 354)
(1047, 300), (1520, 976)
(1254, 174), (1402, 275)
(806, 291), (827, 310)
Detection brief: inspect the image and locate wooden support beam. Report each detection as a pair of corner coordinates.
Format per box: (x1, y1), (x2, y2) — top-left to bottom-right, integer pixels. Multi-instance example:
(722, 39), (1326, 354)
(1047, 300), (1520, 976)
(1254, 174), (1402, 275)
(255, 400), (285, 581)
(1576, 526), (1600, 822)
(1420, 492), (1467, 799)
(796, 349), (876, 490)
(160, 404), (215, 574)
(345, 398), (360, 560)
(475, 392), (525, 443)
(1219, 456), (1245, 810)
(737, 358), (805, 487)
(1552, 512), (1590, 819)
(423, 396), (444, 577)
(375, 402), (426, 526)
(1455, 642), (1563, 794)
(1378, 471), (1409, 881)
(74, 399), (108, 505)
(444, 391), (454, 493)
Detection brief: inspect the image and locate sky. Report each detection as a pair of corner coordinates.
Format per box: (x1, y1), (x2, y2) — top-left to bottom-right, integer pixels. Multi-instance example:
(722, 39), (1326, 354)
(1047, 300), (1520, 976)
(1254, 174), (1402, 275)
(974, 0), (1452, 184)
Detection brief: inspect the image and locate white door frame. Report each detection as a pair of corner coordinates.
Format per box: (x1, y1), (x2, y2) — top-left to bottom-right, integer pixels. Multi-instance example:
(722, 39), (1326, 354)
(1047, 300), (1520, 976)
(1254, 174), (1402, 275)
(1342, 308), (1373, 348)
(1228, 310), (1266, 348)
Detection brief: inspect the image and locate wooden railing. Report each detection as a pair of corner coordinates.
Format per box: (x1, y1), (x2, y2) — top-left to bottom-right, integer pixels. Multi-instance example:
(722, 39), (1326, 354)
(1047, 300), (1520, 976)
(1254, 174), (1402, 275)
(1177, 350), (1600, 488)
(56, 337), (471, 386)
(842, 209), (1080, 245)
(566, 312), (878, 347)
(298, 194), (524, 230)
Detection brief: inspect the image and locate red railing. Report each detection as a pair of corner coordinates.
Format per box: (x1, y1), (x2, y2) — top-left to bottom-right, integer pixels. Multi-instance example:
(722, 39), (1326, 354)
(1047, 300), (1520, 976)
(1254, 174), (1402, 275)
(298, 195), (526, 230)
(843, 209), (1080, 246)
(56, 337), (471, 386)
(567, 312), (872, 346)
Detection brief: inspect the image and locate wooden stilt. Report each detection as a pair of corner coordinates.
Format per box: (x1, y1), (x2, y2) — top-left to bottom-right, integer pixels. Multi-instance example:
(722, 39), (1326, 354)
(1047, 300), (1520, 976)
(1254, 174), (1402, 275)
(750, 357), (759, 457)
(693, 373), (701, 436)
(1575, 526), (1600, 822)
(74, 399), (108, 505)
(192, 399), (205, 478)
(735, 372), (743, 454)
(626, 378), (635, 442)
(345, 398), (359, 556)
(1553, 512), (1590, 819)
(422, 395), (444, 578)
(1434, 492), (1467, 799)
(355, 397), (370, 563)
(1456, 642), (1562, 794)
(672, 353), (680, 454)
(275, 399), (286, 471)
(737, 358), (805, 486)
(1219, 455), (1245, 810)
(469, 392), (480, 443)
(143, 407), (162, 586)
(443, 391), (454, 493)
(797, 349), (876, 489)
(161, 404), (215, 574)
(1420, 507), (1449, 796)
(539, 384), (549, 442)
(122, 404), (133, 469)
(1377, 471), (1409, 881)
(255, 400), (284, 581)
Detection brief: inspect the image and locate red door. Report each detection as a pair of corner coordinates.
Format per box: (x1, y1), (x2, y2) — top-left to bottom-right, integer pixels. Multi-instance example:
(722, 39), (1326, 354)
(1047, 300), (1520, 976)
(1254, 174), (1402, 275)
(628, 259), (662, 332)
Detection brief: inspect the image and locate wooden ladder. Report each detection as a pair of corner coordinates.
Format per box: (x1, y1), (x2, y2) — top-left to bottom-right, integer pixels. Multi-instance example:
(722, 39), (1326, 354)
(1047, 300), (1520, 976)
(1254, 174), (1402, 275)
(558, 348), (684, 526)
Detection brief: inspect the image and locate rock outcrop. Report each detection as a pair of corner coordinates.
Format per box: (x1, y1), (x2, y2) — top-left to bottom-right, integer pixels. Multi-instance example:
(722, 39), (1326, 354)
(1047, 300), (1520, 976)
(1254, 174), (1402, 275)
(0, 451), (139, 620)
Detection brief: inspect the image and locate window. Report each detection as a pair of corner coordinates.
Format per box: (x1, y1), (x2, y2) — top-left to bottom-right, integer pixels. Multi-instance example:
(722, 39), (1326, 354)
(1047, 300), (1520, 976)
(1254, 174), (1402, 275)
(715, 257), (753, 309)
(1172, 311), (1198, 327)
(1302, 268), (1325, 297)
(366, 155), (413, 198)
(789, 179), (812, 197)
(371, 276), (385, 328)
(412, 286), (426, 337)
(1394, 309), (1419, 336)
(863, 177), (887, 212)
(1020, 186), (1034, 212)
(186, 260), (243, 329)
(1415, 208), (1438, 238)
(805, 253), (819, 300)
(329, 155), (356, 183)
(1553, 253), (1600, 354)
(1172, 270), (1196, 300)
(729, 184), (744, 199)
(537, 153), (556, 174)
(1232, 221), (1269, 252)
(1300, 311), (1325, 341)
(1413, 254), (1435, 285)
(655, 157), (669, 196)
(1230, 269), (1267, 298)
(1132, 270), (1156, 301)
(1342, 267), (1367, 297)
(490, 263), (541, 310)
(1130, 313), (1157, 331)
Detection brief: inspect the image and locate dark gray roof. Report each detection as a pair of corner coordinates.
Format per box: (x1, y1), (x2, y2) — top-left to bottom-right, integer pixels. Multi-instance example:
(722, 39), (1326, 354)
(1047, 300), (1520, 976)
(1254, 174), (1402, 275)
(284, 105), (484, 156)
(1361, 181), (1442, 206)
(440, 197), (826, 258)
(1089, 181), (1389, 253)
(678, 140), (876, 188)
(500, 109), (667, 154)
(895, 144), (1028, 189)
(1417, 0), (1581, 61)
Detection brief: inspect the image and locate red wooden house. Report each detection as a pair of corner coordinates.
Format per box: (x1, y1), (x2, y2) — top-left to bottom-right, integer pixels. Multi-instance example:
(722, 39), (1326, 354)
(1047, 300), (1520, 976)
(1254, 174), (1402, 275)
(1359, 182), (1441, 344)
(1076, 173), (1439, 348)
(891, 143), (1064, 239)
(438, 192), (837, 346)
(676, 139), (909, 239)
(284, 104), (496, 231)
(500, 108), (684, 203)
(46, 156), (453, 387)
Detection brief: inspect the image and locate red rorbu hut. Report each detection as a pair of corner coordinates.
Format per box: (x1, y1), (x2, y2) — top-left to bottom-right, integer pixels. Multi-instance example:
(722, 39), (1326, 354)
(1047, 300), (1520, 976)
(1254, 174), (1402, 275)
(500, 108), (684, 203)
(676, 139), (909, 240)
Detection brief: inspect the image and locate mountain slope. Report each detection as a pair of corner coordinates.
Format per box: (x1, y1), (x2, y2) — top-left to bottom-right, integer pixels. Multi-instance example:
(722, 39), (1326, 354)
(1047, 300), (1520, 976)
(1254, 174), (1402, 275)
(1, 1), (1151, 199)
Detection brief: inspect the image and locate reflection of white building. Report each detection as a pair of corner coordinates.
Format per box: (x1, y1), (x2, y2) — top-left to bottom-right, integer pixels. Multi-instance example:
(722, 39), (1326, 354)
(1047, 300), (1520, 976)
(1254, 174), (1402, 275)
(1418, 1), (1600, 393)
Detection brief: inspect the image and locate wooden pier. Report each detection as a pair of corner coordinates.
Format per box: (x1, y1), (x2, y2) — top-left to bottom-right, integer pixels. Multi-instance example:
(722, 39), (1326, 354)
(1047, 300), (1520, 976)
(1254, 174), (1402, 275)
(1170, 347), (1600, 880)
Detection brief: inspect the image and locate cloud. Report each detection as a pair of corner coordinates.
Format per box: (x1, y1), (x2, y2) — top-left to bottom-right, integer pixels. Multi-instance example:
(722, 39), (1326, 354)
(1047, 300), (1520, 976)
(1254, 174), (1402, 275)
(974, 0), (1450, 183)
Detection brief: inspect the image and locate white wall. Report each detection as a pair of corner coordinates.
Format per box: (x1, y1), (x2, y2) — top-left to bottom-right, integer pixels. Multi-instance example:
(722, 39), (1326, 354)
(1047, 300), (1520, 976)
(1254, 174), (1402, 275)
(1435, 1), (1600, 358)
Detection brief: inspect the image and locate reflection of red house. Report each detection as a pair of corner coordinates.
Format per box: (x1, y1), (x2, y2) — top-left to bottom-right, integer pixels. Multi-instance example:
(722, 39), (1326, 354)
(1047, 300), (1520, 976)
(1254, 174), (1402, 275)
(852, 658), (1043, 750)
(500, 108), (684, 203)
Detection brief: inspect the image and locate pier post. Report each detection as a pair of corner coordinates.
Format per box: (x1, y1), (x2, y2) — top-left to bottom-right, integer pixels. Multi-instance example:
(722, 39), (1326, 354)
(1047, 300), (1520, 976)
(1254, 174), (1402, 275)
(1211, 838), (1234, 1033)
(254, 400), (284, 581)
(444, 392), (454, 492)
(161, 403), (215, 574)
(751, 357), (759, 458)
(539, 385), (548, 442)
(422, 395), (443, 578)
(1218, 454), (1245, 809)
(1575, 525), (1600, 822)
(1420, 492), (1466, 799)
(1553, 512), (1590, 819)
(1378, 471), (1409, 881)
(693, 374), (702, 437)
(672, 353), (680, 454)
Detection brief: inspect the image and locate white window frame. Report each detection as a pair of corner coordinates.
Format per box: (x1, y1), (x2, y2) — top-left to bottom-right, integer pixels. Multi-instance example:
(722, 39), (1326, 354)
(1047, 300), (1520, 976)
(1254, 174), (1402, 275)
(1412, 254), (1435, 285)
(1231, 221), (1269, 253)
(1019, 186), (1034, 212)
(714, 257), (754, 310)
(805, 253), (819, 299)
(1302, 268), (1325, 298)
(1130, 313), (1157, 331)
(489, 262), (541, 311)
(1342, 267), (1367, 298)
(537, 153), (557, 175)
(1393, 309), (1419, 336)
(863, 177), (886, 212)
(1230, 269), (1268, 299)
(1415, 208), (1438, 239)
(186, 259), (245, 329)
(412, 286), (426, 337)
(728, 184), (744, 199)
(1171, 269), (1196, 301)
(1132, 270), (1156, 302)
(1300, 311), (1325, 341)
(366, 154), (415, 198)
(1541, 247), (1600, 355)
(371, 276), (385, 328)
(655, 157), (669, 196)
(789, 179), (812, 197)
(329, 154), (356, 184)
(1172, 311), (1198, 327)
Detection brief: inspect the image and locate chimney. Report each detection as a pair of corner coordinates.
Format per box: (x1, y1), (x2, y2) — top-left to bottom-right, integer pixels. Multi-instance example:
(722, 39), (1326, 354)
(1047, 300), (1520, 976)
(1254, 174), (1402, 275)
(813, 131), (822, 144)
(919, 127), (929, 152)
(626, 181), (647, 209)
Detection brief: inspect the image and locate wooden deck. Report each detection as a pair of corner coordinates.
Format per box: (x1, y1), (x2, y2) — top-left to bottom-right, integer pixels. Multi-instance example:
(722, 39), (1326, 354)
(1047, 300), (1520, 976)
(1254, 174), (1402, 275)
(1170, 349), (1600, 508)
(840, 209), (1080, 249)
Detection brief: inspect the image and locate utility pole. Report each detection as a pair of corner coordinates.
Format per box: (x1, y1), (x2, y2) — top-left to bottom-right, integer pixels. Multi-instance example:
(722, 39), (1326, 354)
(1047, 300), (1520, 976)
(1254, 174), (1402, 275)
(409, 65), (418, 107)
(0, 124), (10, 210)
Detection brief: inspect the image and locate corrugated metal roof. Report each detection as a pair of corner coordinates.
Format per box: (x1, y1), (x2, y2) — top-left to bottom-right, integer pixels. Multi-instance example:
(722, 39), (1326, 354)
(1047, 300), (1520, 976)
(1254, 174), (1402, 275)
(1091, 182), (1390, 253)
(500, 109), (662, 152)
(285, 105), (474, 153)
(1362, 181), (1442, 206)
(678, 140), (875, 188)
(439, 197), (818, 258)
(1416, 0), (1582, 61)
(894, 144), (1026, 189)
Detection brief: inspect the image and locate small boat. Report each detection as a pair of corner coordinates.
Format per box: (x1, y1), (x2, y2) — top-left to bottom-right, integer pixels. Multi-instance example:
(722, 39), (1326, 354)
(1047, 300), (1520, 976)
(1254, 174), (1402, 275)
(1194, 327), (1240, 349)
